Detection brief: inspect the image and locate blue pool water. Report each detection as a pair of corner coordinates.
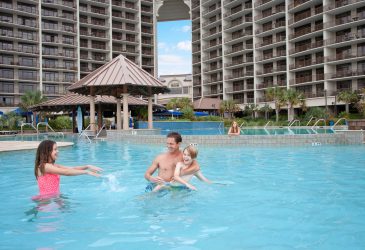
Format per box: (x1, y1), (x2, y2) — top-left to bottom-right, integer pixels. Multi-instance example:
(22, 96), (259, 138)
(1, 139), (365, 249)
(160, 128), (334, 135)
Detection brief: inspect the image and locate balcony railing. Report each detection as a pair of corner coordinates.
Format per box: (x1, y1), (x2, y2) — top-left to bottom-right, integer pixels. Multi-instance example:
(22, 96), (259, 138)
(290, 40), (324, 54)
(326, 33), (365, 45)
(324, 0), (363, 11)
(329, 69), (365, 79)
(290, 57), (324, 69)
(288, 0), (310, 10)
(326, 53), (365, 62)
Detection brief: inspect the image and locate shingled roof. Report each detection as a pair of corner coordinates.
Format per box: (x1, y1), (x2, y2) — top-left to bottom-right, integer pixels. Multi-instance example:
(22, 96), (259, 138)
(31, 93), (160, 112)
(68, 54), (168, 96)
(193, 97), (221, 110)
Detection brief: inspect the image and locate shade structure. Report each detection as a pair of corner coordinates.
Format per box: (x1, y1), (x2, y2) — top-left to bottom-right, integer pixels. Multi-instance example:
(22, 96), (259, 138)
(30, 93), (163, 112)
(68, 54), (169, 96)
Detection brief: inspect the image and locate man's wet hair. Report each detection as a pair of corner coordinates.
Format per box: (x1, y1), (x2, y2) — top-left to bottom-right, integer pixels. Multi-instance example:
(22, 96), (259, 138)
(167, 132), (182, 143)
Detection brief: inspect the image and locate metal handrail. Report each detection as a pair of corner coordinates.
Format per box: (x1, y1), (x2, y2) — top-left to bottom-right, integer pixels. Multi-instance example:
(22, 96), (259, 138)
(311, 119), (326, 131)
(95, 124), (106, 138)
(218, 121), (224, 135)
(331, 118), (347, 130)
(37, 122), (64, 137)
(79, 124), (92, 143)
(20, 122), (37, 135)
(306, 116), (316, 126)
(289, 119), (300, 127)
(264, 121), (272, 128)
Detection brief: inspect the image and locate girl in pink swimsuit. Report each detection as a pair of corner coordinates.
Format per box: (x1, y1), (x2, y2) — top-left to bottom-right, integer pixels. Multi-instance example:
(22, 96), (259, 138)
(33, 140), (102, 199)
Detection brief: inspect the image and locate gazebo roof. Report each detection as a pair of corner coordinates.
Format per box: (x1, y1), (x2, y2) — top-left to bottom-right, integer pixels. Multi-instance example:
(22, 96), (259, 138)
(31, 93), (162, 112)
(193, 97), (221, 110)
(68, 54), (168, 96)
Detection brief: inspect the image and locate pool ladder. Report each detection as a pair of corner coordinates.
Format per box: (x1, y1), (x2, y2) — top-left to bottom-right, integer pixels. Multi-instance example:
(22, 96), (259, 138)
(36, 122), (64, 137)
(311, 119), (326, 134)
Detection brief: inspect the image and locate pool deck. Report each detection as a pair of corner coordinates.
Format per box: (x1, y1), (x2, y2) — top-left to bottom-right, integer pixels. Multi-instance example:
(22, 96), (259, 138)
(0, 141), (74, 152)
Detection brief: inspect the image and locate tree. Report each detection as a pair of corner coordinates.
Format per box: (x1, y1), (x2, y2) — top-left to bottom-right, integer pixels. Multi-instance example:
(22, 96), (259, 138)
(265, 87), (286, 122)
(244, 104), (258, 119)
(284, 89), (305, 121)
(219, 100), (240, 119)
(337, 90), (359, 114)
(260, 104), (273, 120)
(19, 91), (47, 125)
(166, 97), (193, 110)
(355, 88), (365, 117)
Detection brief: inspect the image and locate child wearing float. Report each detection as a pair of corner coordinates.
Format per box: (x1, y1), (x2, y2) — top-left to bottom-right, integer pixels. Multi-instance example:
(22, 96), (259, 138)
(153, 144), (211, 191)
(34, 140), (102, 198)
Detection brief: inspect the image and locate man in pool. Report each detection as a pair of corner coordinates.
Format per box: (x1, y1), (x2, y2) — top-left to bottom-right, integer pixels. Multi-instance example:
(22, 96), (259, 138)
(144, 132), (199, 191)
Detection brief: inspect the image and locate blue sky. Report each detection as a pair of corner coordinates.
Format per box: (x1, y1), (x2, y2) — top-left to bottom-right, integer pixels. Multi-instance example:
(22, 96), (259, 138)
(157, 20), (192, 76)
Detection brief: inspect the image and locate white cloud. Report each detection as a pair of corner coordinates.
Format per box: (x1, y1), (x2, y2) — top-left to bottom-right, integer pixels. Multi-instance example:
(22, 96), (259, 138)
(177, 41), (191, 51)
(158, 54), (191, 75)
(181, 25), (191, 32)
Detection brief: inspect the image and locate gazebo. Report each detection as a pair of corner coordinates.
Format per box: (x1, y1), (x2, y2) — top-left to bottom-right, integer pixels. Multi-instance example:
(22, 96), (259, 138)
(31, 93), (163, 132)
(68, 54), (168, 132)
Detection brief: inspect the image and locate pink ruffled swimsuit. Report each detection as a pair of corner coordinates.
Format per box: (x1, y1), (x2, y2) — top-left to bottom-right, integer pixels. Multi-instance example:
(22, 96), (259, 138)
(37, 173), (60, 196)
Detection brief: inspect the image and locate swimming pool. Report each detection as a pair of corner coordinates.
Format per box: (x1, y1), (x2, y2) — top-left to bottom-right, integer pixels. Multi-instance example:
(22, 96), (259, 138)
(159, 127), (335, 135)
(1, 140), (365, 249)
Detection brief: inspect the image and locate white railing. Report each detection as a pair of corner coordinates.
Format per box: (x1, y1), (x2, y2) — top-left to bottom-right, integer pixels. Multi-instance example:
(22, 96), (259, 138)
(288, 119), (300, 127)
(20, 122), (37, 135)
(306, 116), (316, 126)
(264, 120), (272, 128)
(36, 122), (64, 137)
(331, 118), (347, 130)
(311, 118), (326, 134)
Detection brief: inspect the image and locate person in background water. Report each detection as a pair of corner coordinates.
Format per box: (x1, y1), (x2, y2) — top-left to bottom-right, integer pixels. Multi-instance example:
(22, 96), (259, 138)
(144, 132), (199, 191)
(153, 144), (212, 191)
(34, 140), (102, 198)
(228, 120), (241, 136)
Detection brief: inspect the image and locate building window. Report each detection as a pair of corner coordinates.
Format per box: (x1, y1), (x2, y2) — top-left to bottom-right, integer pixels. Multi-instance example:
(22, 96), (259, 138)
(19, 57), (37, 67)
(44, 84), (58, 94)
(0, 82), (14, 93)
(0, 96), (14, 106)
(0, 68), (14, 78)
(19, 83), (36, 93)
(19, 70), (37, 80)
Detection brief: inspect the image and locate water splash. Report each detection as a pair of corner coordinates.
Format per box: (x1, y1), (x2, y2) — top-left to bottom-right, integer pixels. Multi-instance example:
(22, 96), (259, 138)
(101, 172), (126, 192)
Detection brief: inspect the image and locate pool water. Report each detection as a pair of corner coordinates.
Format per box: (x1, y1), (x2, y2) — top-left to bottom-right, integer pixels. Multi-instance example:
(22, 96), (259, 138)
(160, 128), (334, 135)
(1, 140), (365, 249)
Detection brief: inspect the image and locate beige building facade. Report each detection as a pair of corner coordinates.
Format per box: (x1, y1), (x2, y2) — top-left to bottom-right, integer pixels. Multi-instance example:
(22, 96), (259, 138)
(191, 0), (365, 112)
(1, 0), (365, 114)
(156, 73), (192, 104)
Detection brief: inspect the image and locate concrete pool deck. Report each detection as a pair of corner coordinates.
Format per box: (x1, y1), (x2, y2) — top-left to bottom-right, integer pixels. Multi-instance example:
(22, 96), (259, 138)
(0, 141), (74, 152)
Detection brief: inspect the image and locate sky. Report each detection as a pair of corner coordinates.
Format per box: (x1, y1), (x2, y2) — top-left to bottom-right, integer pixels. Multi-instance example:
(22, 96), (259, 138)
(157, 20), (192, 76)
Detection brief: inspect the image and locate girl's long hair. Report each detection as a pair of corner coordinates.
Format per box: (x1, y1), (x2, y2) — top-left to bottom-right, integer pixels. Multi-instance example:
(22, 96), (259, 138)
(231, 121), (238, 133)
(34, 140), (56, 179)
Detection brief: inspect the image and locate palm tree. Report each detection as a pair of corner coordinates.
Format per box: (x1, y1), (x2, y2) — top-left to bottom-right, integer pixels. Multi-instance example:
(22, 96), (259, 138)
(337, 90), (359, 114)
(355, 88), (365, 117)
(266, 87), (286, 122)
(284, 89), (305, 121)
(260, 104), (273, 120)
(244, 104), (258, 119)
(19, 91), (47, 125)
(166, 98), (179, 110)
(166, 97), (193, 110)
(219, 100), (240, 119)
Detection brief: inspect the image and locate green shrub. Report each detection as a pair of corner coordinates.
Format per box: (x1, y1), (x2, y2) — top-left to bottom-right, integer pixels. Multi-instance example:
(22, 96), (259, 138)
(48, 116), (72, 130)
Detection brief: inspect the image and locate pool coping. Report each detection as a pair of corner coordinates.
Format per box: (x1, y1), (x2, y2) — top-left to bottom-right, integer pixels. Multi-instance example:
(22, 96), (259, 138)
(0, 141), (74, 152)
(106, 129), (365, 146)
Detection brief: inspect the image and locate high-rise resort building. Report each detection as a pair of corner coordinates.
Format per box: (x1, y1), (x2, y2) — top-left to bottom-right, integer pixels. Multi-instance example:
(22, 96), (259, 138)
(0, 0), (365, 113)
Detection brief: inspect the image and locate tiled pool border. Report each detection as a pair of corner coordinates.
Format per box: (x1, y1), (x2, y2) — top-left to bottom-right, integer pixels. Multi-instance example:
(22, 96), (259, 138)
(106, 130), (364, 146)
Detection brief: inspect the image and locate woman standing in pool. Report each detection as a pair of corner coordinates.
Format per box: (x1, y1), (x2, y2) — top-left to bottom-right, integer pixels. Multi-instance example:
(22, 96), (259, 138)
(228, 120), (240, 136)
(34, 140), (102, 198)
(153, 144), (211, 191)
